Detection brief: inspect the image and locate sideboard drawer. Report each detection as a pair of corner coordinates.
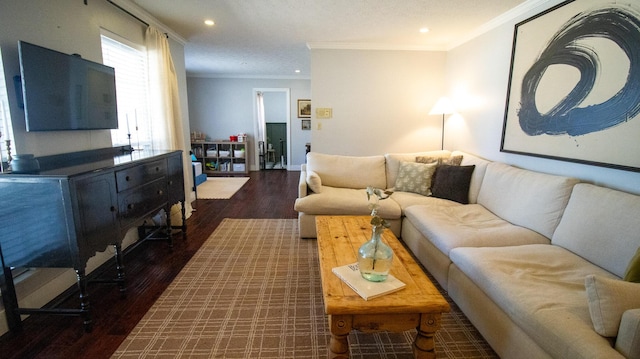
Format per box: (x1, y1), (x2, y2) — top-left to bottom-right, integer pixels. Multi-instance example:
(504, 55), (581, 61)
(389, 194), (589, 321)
(118, 179), (168, 227)
(115, 159), (166, 192)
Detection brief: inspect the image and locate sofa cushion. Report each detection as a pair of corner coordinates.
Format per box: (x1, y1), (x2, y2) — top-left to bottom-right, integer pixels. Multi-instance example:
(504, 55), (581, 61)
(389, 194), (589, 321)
(450, 244), (620, 359)
(477, 162), (579, 239)
(306, 152), (386, 189)
(404, 204), (549, 256)
(431, 165), (475, 204)
(452, 151), (490, 204)
(293, 186), (401, 219)
(394, 161), (437, 196)
(384, 150), (450, 189)
(390, 192), (459, 215)
(585, 274), (640, 337)
(307, 170), (322, 193)
(616, 309), (640, 358)
(625, 248), (640, 283)
(552, 183), (640, 278)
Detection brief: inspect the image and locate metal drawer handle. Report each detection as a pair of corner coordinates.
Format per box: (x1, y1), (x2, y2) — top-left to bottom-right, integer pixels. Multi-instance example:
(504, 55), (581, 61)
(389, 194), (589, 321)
(127, 203), (134, 210)
(125, 175), (131, 181)
(157, 190), (163, 195)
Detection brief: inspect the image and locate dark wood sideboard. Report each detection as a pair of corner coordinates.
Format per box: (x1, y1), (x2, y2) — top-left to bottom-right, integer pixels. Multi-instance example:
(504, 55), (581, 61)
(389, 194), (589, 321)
(0, 146), (186, 333)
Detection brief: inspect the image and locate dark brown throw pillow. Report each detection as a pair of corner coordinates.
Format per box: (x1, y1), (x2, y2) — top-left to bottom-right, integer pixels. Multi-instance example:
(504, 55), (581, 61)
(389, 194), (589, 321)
(431, 165), (475, 204)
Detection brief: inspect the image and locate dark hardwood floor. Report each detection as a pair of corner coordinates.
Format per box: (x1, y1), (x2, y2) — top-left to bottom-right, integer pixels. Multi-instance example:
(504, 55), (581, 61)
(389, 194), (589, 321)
(0, 169), (300, 359)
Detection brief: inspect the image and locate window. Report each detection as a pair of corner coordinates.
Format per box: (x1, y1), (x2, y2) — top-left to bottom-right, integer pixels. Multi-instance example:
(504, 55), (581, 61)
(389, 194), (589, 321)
(0, 47), (26, 280)
(100, 32), (152, 150)
(0, 47), (13, 169)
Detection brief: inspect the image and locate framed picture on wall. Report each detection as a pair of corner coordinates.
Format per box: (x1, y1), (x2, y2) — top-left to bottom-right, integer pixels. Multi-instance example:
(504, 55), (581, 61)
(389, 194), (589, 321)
(500, 0), (640, 172)
(297, 99), (311, 118)
(301, 119), (311, 130)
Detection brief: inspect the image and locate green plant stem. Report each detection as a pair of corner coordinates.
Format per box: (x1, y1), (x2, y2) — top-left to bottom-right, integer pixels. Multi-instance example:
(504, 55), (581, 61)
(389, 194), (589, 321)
(371, 226), (381, 270)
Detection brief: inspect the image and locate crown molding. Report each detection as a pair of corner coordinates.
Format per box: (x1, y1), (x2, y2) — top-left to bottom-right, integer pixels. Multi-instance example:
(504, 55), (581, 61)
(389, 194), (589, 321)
(306, 42), (445, 52)
(187, 72), (311, 80)
(448, 0), (565, 49)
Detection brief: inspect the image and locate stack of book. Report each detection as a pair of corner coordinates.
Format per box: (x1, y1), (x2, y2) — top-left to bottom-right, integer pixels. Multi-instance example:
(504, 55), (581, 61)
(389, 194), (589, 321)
(332, 263), (406, 301)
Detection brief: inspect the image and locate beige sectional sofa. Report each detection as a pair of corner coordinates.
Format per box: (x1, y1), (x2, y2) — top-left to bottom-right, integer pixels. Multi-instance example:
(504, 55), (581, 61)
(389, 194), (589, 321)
(294, 150), (640, 359)
(295, 150), (451, 238)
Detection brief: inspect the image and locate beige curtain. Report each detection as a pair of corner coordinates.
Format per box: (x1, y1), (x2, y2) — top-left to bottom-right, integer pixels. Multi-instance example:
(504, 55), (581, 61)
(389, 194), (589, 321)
(145, 26), (193, 221)
(256, 91), (266, 142)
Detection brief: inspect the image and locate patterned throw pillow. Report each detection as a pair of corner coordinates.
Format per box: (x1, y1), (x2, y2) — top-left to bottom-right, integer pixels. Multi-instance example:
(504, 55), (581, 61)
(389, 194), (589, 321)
(416, 155), (463, 166)
(394, 161), (437, 196)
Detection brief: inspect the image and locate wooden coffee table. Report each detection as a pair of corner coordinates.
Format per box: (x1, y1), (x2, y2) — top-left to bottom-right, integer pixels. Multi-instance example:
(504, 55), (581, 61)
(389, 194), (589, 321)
(315, 216), (450, 359)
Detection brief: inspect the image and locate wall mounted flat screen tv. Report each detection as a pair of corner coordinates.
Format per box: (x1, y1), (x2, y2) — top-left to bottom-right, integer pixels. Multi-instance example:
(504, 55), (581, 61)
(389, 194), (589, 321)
(18, 41), (118, 131)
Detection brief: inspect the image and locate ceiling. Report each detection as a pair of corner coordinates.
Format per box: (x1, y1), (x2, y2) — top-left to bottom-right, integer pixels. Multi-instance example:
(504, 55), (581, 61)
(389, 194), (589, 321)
(131, 0), (528, 78)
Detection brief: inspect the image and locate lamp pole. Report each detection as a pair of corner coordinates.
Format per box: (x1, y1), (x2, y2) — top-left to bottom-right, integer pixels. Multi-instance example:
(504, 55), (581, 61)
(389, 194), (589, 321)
(429, 97), (454, 151)
(441, 113), (445, 150)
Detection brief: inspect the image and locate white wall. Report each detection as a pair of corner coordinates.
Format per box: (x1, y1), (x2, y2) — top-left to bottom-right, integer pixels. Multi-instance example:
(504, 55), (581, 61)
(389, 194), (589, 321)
(310, 49), (447, 155)
(187, 77), (311, 168)
(445, 1), (640, 195)
(264, 92), (287, 123)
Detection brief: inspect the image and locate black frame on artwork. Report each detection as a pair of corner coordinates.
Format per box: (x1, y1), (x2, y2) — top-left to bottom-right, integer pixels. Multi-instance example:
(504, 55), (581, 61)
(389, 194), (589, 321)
(500, 0), (640, 172)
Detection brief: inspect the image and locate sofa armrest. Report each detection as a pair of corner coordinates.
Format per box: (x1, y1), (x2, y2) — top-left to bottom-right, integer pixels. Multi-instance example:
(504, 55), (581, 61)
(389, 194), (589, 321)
(298, 163), (308, 198)
(616, 308), (640, 358)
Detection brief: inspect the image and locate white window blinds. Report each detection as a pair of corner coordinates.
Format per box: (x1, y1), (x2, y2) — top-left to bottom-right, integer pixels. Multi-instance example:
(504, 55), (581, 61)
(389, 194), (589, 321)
(100, 33), (152, 150)
(0, 47), (13, 169)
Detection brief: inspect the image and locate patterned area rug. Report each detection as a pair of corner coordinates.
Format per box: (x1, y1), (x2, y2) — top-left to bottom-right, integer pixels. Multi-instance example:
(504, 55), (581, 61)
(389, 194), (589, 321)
(196, 177), (250, 199)
(112, 219), (497, 358)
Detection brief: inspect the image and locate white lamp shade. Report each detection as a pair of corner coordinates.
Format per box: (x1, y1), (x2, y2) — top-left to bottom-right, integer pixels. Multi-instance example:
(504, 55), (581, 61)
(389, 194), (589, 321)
(429, 97), (455, 115)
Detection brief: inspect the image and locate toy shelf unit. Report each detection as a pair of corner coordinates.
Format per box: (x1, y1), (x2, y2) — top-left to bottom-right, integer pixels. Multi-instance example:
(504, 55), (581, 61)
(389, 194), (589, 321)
(191, 140), (249, 176)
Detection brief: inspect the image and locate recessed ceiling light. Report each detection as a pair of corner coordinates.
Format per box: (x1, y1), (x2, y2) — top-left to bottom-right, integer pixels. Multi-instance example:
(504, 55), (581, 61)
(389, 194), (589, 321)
(204, 19), (215, 26)
(420, 27), (429, 33)
(295, 69), (301, 73)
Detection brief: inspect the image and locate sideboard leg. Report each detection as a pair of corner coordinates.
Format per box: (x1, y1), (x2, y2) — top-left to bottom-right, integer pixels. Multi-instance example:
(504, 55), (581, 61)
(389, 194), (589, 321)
(114, 243), (126, 295)
(181, 200), (187, 239)
(75, 268), (92, 333)
(165, 208), (174, 249)
(0, 265), (22, 332)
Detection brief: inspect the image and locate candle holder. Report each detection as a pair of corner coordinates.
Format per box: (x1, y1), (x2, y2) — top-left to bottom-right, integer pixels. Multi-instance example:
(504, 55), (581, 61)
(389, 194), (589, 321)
(5, 139), (12, 171)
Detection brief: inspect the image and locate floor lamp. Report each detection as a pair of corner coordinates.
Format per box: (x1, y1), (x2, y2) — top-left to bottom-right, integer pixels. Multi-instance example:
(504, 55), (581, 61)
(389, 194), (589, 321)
(429, 97), (455, 150)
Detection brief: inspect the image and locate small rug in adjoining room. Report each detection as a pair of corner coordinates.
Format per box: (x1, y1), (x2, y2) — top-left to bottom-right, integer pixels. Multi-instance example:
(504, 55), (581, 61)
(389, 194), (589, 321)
(195, 177), (249, 199)
(111, 219), (497, 359)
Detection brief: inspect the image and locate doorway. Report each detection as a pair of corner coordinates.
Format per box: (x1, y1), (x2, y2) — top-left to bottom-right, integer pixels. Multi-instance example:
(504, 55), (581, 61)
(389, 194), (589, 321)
(253, 88), (290, 171)
(266, 123), (286, 169)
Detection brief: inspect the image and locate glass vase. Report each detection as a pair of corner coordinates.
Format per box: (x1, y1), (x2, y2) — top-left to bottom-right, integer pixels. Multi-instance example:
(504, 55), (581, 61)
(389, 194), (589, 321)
(357, 226), (393, 282)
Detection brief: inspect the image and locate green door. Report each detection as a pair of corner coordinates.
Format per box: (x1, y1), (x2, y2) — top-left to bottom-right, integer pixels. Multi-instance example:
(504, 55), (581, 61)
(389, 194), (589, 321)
(266, 122), (286, 169)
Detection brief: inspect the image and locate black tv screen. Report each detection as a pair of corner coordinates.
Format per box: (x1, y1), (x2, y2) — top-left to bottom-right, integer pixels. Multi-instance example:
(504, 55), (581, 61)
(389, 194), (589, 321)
(18, 41), (118, 131)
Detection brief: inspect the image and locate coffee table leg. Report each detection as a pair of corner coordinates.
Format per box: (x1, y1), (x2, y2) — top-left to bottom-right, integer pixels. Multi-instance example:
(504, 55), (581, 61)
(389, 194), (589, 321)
(328, 315), (352, 359)
(413, 313), (441, 359)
